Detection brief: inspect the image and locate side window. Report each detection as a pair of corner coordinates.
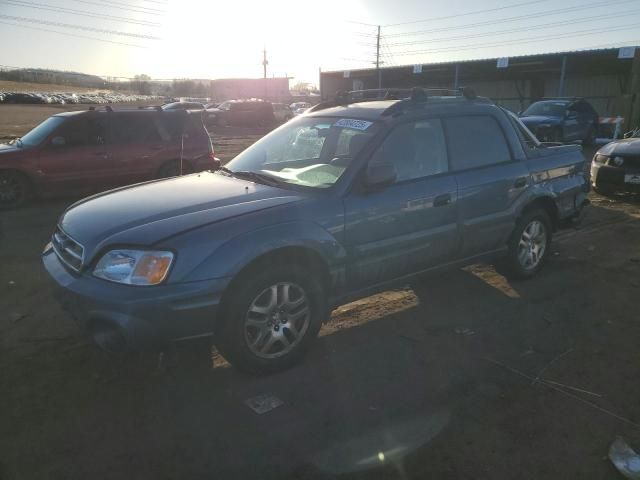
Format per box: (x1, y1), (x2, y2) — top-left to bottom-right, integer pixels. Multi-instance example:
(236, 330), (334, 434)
(56, 117), (106, 147)
(371, 118), (448, 182)
(444, 116), (511, 171)
(111, 116), (161, 144)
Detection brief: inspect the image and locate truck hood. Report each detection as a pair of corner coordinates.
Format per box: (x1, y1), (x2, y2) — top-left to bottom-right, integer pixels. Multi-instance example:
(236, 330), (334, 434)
(520, 115), (562, 127)
(598, 137), (640, 156)
(59, 171), (304, 258)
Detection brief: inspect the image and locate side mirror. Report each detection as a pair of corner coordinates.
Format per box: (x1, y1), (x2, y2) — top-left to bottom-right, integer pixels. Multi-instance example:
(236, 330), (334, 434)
(517, 111), (522, 116)
(364, 163), (396, 191)
(566, 110), (577, 119)
(51, 136), (66, 146)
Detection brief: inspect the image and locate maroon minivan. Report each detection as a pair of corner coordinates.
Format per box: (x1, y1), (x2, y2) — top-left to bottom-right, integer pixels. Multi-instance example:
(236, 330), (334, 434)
(0, 107), (217, 208)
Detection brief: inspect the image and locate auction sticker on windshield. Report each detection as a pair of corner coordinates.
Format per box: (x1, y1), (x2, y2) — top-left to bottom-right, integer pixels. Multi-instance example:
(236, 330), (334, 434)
(334, 119), (373, 130)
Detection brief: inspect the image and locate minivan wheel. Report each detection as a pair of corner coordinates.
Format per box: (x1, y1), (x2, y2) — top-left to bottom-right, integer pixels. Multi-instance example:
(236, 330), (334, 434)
(216, 265), (325, 374)
(504, 209), (552, 280)
(0, 170), (31, 209)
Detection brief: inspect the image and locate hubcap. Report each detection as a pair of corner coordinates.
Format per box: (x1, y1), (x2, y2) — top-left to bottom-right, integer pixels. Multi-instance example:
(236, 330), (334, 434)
(517, 220), (547, 270)
(244, 282), (310, 359)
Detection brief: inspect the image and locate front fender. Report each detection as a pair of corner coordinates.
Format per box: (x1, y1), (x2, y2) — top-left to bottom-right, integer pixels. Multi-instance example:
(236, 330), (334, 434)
(181, 220), (347, 283)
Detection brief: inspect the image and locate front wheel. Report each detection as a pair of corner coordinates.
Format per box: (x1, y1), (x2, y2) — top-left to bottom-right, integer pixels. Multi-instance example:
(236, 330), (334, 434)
(503, 209), (552, 279)
(0, 170), (31, 209)
(215, 265), (325, 374)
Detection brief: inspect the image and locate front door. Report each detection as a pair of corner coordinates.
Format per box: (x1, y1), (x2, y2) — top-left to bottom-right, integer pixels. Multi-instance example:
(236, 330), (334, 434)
(444, 114), (530, 259)
(36, 115), (111, 196)
(344, 117), (459, 290)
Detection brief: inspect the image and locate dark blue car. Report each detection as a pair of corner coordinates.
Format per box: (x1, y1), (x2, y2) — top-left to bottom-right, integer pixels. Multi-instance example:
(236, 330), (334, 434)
(43, 89), (589, 374)
(519, 98), (598, 145)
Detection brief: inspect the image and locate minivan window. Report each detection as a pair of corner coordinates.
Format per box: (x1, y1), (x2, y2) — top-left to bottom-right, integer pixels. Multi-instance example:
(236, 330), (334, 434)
(19, 116), (66, 147)
(370, 118), (448, 181)
(445, 116), (511, 170)
(55, 117), (107, 147)
(111, 116), (161, 144)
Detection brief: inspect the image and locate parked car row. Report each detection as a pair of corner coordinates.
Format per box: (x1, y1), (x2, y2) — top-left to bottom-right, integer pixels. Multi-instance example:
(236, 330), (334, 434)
(0, 91), (160, 105)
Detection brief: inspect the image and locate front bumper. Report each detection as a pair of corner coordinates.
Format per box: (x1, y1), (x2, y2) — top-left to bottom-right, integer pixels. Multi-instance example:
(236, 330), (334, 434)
(591, 163), (640, 193)
(42, 249), (231, 351)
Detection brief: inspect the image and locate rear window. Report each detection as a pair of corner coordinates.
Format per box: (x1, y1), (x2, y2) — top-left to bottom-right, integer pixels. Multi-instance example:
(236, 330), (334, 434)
(445, 116), (512, 170)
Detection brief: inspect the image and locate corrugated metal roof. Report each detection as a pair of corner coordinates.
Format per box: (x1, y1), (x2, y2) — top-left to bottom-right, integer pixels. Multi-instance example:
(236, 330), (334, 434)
(323, 45), (638, 75)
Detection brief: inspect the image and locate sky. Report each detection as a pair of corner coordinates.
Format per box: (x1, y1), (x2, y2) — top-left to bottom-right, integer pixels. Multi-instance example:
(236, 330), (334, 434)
(0, 0), (639, 86)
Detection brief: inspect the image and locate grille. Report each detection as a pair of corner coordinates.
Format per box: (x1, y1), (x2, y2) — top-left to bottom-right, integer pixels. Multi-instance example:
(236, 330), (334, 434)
(52, 226), (84, 271)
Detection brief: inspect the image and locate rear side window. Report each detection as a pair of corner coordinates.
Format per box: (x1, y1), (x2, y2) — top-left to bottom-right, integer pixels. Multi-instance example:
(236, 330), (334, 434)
(111, 115), (162, 144)
(445, 116), (511, 171)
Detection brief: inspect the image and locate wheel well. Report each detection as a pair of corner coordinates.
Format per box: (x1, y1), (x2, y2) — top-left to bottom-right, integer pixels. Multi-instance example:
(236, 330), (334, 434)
(0, 168), (33, 190)
(216, 246), (331, 328)
(522, 197), (559, 230)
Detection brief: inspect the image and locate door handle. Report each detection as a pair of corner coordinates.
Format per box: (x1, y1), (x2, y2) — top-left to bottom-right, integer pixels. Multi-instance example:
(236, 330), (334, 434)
(514, 177), (528, 188)
(433, 193), (451, 207)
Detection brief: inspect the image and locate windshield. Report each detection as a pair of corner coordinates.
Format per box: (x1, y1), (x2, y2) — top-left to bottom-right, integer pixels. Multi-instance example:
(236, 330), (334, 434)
(19, 116), (66, 147)
(522, 101), (567, 117)
(223, 116), (379, 189)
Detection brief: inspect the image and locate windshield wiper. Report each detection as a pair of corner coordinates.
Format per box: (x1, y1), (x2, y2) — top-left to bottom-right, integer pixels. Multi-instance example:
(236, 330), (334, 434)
(224, 169), (284, 187)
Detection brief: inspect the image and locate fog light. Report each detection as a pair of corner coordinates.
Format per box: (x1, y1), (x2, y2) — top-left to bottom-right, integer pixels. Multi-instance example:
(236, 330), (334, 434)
(613, 156), (625, 167)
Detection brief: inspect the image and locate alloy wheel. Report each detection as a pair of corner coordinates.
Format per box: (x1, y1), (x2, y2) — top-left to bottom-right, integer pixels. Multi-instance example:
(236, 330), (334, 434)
(517, 219), (547, 270)
(244, 282), (310, 359)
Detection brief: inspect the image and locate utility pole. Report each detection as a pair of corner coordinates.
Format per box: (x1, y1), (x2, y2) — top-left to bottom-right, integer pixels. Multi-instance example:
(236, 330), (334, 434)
(262, 46), (268, 99)
(376, 25), (382, 89)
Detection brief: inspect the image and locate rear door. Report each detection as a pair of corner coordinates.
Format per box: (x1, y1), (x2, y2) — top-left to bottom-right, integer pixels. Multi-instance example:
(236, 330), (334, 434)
(108, 113), (169, 184)
(344, 117), (459, 290)
(445, 114), (530, 259)
(36, 115), (112, 194)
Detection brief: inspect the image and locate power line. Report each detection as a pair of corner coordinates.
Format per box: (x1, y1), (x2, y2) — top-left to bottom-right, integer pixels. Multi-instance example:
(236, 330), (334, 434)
(385, 9), (640, 47)
(68, 0), (164, 15)
(384, 0), (637, 37)
(1, 0), (160, 26)
(391, 23), (640, 56)
(0, 14), (161, 39)
(383, 0), (550, 27)
(0, 20), (145, 47)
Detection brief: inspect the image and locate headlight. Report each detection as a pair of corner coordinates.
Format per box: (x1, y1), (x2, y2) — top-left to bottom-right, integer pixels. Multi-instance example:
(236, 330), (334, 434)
(593, 154), (609, 164)
(613, 156), (625, 167)
(93, 249), (174, 285)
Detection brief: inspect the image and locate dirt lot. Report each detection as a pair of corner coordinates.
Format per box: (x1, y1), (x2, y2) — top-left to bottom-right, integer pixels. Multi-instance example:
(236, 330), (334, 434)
(2, 111), (640, 478)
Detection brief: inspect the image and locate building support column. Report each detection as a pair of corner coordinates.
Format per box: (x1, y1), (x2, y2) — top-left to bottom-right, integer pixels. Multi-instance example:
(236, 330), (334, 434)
(558, 55), (567, 97)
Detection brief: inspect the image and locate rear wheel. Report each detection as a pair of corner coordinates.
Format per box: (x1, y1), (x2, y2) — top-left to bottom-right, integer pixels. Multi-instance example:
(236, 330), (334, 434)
(215, 265), (325, 374)
(0, 170), (31, 209)
(594, 184), (615, 197)
(503, 209), (552, 279)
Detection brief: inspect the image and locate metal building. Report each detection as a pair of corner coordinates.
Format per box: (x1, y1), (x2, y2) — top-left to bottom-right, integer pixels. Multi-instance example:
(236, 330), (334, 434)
(320, 47), (640, 129)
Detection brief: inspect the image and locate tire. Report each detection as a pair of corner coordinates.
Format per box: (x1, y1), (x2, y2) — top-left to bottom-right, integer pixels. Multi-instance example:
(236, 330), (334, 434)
(157, 160), (192, 179)
(215, 264), (326, 374)
(583, 126), (596, 146)
(594, 184), (615, 197)
(503, 208), (552, 280)
(0, 170), (31, 209)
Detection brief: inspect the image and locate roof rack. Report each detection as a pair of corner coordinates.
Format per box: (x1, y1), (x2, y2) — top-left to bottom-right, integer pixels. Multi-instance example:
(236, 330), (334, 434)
(540, 96), (583, 101)
(308, 86), (481, 114)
